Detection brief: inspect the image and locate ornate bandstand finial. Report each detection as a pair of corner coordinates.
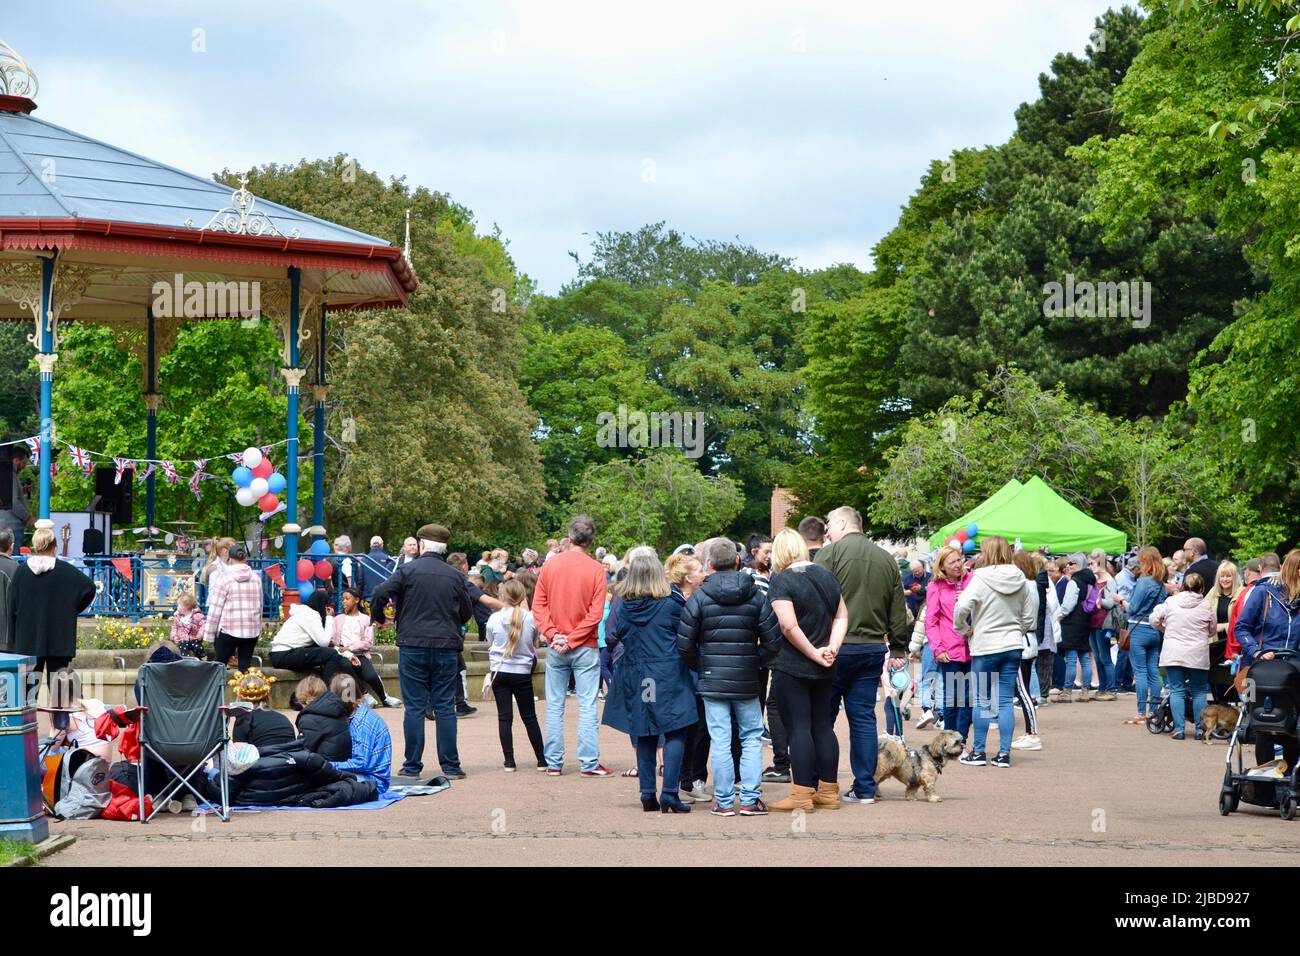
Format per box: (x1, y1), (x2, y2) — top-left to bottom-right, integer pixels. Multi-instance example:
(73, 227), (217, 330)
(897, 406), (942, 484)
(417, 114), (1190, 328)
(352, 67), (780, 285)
(0, 40), (38, 99)
(184, 173), (301, 239)
(403, 208), (412, 265)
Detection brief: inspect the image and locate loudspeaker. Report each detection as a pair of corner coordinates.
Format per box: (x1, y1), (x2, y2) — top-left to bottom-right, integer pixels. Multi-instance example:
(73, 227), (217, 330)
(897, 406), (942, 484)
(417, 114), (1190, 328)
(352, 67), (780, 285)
(93, 466), (133, 525)
(0, 444), (10, 512)
(82, 527), (105, 555)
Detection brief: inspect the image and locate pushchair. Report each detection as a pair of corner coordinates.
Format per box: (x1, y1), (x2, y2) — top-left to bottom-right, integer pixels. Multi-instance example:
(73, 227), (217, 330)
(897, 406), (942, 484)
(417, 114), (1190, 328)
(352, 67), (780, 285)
(1219, 649), (1300, 820)
(1145, 684), (1200, 736)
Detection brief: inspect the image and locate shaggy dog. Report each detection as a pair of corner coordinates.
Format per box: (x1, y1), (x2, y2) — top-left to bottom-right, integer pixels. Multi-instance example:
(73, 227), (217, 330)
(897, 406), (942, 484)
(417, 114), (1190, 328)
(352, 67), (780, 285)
(874, 729), (965, 802)
(1200, 703), (1239, 743)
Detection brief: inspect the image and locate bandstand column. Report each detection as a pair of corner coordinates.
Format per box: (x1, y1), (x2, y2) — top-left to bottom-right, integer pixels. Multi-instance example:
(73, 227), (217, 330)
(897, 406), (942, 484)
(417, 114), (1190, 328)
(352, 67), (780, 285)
(35, 255), (56, 528)
(144, 308), (158, 530)
(281, 267), (304, 599)
(312, 303), (327, 533)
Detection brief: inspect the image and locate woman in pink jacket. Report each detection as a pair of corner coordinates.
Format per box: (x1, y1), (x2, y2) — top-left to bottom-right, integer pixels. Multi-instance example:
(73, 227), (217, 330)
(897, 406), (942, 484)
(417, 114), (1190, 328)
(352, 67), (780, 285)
(329, 587), (401, 707)
(925, 546), (971, 745)
(1150, 572), (1216, 740)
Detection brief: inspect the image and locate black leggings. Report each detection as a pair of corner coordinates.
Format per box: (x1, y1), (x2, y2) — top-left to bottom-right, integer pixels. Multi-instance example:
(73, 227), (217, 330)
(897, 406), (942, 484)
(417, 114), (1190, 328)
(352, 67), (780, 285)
(29, 656), (74, 705)
(270, 645), (350, 685)
(351, 655), (389, 702)
(773, 671), (839, 788)
(1014, 658), (1038, 735)
(494, 671), (544, 766)
(214, 632), (258, 672)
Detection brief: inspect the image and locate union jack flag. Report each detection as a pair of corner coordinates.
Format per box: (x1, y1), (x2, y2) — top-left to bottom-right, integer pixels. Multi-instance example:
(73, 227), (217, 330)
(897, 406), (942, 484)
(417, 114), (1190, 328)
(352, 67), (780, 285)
(113, 457), (130, 485)
(24, 437), (39, 466)
(160, 460), (178, 484)
(227, 452), (244, 466)
(136, 463), (154, 485)
(189, 460), (208, 501)
(69, 445), (92, 477)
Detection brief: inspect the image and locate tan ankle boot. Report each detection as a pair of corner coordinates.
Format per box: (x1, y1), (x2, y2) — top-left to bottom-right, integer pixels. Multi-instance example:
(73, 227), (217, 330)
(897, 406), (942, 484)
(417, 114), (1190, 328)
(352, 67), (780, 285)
(769, 783), (816, 813)
(1080, 688), (1092, 702)
(812, 780), (841, 810)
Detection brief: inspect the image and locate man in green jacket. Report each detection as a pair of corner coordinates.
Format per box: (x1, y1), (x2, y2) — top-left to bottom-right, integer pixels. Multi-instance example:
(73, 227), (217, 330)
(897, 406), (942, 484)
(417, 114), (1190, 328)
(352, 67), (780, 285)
(815, 506), (910, 805)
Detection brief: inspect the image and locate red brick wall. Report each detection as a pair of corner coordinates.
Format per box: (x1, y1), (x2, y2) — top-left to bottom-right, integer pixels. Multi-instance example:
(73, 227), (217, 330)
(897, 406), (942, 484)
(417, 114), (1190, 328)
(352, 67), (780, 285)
(771, 486), (797, 538)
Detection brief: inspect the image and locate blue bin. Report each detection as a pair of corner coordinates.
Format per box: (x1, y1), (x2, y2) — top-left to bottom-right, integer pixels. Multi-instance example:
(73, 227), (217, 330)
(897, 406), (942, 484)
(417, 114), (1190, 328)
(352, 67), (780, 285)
(0, 652), (49, 844)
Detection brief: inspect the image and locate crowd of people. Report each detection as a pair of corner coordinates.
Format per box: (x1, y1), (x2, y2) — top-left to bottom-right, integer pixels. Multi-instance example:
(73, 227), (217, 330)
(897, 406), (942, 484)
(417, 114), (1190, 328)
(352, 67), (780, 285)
(10, 496), (1300, 820)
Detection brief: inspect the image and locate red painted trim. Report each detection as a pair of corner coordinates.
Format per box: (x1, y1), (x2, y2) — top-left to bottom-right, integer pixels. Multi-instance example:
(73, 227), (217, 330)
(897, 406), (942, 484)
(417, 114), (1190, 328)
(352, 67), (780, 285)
(0, 95), (36, 114)
(0, 217), (416, 307)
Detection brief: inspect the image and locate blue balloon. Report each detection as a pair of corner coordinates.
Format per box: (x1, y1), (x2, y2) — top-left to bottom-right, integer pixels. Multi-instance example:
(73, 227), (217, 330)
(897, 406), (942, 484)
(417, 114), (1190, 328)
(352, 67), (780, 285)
(965, 523), (979, 538)
(297, 579), (315, 601)
(267, 472), (287, 495)
(308, 539), (330, 557)
(231, 466), (253, 488)
(962, 538), (977, 553)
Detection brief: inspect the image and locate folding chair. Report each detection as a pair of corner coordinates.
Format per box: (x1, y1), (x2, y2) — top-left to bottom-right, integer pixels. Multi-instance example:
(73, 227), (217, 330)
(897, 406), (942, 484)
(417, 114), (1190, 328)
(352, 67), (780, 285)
(135, 658), (250, 823)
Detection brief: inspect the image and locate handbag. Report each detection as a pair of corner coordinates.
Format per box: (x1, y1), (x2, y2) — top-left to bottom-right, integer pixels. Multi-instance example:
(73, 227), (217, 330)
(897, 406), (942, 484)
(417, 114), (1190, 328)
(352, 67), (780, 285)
(1117, 626), (1131, 652)
(1234, 591), (1274, 697)
(481, 665), (498, 701)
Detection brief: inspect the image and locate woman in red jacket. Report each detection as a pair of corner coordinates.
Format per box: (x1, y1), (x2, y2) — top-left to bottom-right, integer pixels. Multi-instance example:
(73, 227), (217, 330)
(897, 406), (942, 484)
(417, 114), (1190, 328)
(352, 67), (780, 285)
(925, 546), (971, 747)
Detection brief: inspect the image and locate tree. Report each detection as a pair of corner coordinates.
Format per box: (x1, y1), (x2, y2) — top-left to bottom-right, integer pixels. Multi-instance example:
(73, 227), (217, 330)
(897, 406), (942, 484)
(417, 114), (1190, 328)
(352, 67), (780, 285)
(568, 221), (791, 294)
(236, 156), (546, 542)
(568, 450), (744, 556)
(1077, 0), (1300, 549)
(894, 8), (1255, 419)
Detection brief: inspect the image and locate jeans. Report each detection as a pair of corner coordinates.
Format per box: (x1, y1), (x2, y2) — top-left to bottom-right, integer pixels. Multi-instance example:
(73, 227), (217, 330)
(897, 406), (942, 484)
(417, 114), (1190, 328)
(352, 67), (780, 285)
(937, 659), (972, 743)
(1063, 649), (1093, 690)
(1114, 646), (1134, 690)
(1089, 628), (1114, 692)
(544, 644), (602, 772)
(638, 728), (687, 800)
(703, 696), (764, 809)
(971, 650), (1021, 755)
(1052, 649), (1067, 690)
(829, 643), (888, 798)
(1129, 627), (1162, 716)
(1165, 665), (1209, 733)
(270, 646), (351, 686)
(397, 646), (461, 775)
(494, 671), (544, 767)
(919, 644), (942, 711)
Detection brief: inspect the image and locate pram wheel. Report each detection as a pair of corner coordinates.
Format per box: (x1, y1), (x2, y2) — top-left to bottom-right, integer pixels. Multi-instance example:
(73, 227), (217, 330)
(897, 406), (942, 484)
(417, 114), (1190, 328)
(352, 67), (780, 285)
(1219, 789), (1235, 816)
(1146, 711), (1169, 735)
(1279, 789), (1297, 821)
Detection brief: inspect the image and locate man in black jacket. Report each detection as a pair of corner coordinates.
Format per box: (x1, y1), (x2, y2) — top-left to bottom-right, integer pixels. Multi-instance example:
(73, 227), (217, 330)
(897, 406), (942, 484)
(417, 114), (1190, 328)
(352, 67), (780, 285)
(677, 537), (781, 817)
(371, 523), (473, 780)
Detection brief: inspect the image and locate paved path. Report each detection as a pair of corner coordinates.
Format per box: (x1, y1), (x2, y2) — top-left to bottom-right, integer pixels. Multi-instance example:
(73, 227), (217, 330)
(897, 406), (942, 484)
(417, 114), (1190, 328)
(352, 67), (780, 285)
(47, 693), (1300, 866)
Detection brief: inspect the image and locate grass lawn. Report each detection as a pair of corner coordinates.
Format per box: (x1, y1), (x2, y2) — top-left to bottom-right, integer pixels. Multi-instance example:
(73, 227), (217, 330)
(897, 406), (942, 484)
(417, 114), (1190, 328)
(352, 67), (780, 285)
(0, 838), (40, 866)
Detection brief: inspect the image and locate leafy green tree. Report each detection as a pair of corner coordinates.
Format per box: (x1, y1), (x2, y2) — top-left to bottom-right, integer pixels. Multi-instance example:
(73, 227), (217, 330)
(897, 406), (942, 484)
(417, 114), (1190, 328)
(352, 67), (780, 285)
(568, 221), (791, 294)
(569, 449), (744, 555)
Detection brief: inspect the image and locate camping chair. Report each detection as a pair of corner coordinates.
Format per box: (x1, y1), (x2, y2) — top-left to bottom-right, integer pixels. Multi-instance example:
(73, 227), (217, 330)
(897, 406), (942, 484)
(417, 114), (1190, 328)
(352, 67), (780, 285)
(135, 658), (250, 823)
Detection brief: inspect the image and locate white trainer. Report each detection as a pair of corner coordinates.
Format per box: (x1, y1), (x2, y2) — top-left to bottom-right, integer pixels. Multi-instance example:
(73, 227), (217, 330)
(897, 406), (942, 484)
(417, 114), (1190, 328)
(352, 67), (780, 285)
(1011, 734), (1042, 751)
(916, 709), (936, 730)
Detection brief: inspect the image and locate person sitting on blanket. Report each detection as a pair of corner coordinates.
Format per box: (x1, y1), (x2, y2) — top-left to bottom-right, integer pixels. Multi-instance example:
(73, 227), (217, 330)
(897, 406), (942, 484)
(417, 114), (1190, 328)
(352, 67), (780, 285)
(328, 673), (393, 793)
(294, 674), (352, 761)
(229, 668), (295, 748)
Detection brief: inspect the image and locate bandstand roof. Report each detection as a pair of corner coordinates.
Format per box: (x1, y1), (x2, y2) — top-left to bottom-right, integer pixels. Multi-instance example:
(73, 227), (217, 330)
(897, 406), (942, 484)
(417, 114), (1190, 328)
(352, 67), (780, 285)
(0, 92), (415, 325)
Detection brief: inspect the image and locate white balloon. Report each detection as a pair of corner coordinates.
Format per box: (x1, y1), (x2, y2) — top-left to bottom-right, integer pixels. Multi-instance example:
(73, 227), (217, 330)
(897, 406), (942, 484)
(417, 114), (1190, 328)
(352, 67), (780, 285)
(242, 447), (263, 469)
(235, 486), (258, 507)
(249, 477), (269, 498)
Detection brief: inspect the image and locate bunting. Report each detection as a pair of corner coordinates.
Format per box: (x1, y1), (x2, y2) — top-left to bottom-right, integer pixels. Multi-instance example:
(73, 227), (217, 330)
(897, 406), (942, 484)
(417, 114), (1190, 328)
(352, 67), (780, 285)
(160, 460), (178, 484)
(189, 460), (208, 501)
(69, 445), (92, 477)
(24, 437), (39, 466)
(113, 457), (130, 485)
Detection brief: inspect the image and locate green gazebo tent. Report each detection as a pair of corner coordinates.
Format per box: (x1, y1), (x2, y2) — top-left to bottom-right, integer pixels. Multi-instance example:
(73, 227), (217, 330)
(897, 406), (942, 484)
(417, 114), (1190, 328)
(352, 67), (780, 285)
(928, 476), (1126, 553)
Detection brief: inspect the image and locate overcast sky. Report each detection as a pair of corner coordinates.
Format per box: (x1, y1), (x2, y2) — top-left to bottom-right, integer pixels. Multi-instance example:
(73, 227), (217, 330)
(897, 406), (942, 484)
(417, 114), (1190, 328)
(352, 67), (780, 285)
(8, 1), (1112, 292)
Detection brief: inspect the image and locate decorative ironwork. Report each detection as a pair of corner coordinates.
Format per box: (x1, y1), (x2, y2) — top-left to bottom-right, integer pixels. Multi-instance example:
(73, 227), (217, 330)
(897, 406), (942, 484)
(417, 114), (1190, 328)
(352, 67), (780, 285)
(46, 262), (95, 350)
(0, 260), (42, 334)
(0, 40), (38, 99)
(184, 175), (301, 239)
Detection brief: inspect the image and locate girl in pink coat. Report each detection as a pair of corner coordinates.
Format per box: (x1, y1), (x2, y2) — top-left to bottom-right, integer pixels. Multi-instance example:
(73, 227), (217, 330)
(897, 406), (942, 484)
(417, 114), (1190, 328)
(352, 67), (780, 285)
(925, 546), (971, 745)
(1150, 572), (1217, 740)
(329, 587), (400, 707)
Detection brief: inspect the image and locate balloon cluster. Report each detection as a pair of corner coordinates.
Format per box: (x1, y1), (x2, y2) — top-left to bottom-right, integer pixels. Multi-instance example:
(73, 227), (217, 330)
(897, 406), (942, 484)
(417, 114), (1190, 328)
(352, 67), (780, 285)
(296, 539), (333, 601)
(946, 522), (980, 555)
(230, 447), (287, 514)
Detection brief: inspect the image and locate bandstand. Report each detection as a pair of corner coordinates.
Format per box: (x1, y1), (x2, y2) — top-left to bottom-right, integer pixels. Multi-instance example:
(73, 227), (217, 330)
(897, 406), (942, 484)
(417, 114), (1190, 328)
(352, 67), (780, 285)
(0, 42), (415, 608)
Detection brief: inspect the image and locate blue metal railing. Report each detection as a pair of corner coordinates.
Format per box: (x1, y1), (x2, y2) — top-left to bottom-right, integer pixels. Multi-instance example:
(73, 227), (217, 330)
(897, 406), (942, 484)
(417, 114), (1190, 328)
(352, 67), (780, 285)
(18, 551), (395, 620)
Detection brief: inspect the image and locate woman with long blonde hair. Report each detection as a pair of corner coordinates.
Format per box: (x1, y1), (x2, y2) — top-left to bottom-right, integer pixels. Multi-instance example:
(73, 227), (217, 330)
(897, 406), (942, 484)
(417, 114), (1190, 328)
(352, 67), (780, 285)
(484, 578), (545, 772)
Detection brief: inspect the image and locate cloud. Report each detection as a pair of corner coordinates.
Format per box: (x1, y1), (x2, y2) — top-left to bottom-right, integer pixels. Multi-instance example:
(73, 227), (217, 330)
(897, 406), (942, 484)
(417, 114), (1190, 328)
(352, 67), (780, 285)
(6, 0), (1110, 290)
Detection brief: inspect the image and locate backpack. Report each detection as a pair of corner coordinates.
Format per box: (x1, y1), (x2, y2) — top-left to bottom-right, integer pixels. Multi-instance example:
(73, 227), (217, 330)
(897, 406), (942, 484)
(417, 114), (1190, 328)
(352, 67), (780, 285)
(43, 748), (111, 820)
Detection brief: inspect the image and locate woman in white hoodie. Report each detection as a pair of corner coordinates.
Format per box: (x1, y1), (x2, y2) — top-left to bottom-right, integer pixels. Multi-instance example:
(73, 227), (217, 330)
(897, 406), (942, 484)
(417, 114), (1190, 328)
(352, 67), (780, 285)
(270, 597), (352, 686)
(1150, 571), (1216, 740)
(953, 537), (1035, 768)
